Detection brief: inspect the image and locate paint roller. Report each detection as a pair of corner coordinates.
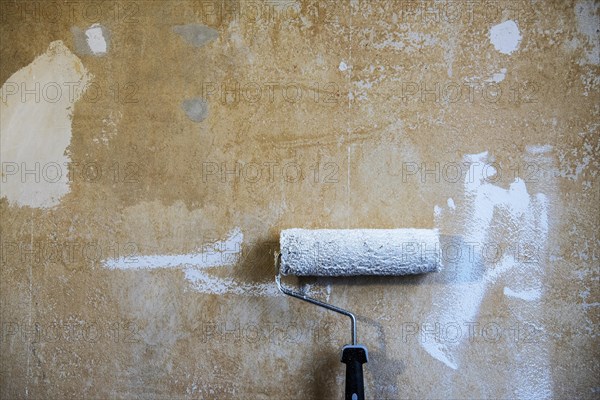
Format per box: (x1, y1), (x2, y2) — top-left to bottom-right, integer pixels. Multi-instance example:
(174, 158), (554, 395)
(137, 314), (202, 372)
(276, 228), (440, 400)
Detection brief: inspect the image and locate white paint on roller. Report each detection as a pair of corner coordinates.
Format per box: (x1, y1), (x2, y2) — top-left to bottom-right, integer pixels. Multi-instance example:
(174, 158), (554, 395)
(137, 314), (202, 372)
(423, 149), (552, 400)
(503, 286), (542, 301)
(489, 20), (522, 55)
(280, 229), (440, 276)
(0, 41), (92, 208)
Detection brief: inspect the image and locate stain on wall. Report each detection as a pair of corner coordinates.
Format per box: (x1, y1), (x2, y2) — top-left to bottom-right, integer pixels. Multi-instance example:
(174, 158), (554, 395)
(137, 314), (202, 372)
(0, 1), (598, 399)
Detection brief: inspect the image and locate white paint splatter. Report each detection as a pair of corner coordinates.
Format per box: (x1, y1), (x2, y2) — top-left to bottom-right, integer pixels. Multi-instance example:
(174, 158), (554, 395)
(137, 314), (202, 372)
(339, 61), (348, 71)
(503, 286), (542, 301)
(0, 41), (92, 208)
(85, 24), (108, 55)
(93, 111), (121, 146)
(489, 20), (522, 55)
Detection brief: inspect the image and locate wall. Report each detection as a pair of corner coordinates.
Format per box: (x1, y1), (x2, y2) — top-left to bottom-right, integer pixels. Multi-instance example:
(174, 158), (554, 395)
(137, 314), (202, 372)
(1, 0), (598, 398)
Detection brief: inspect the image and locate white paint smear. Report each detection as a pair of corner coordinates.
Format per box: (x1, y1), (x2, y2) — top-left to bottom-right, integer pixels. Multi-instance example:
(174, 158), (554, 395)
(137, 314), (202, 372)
(489, 20), (522, 54)
(0, 41), (91, 208)
(85, 24), (107, 55)
(103, 227), (280, 297)
(423, 149), (552, 399)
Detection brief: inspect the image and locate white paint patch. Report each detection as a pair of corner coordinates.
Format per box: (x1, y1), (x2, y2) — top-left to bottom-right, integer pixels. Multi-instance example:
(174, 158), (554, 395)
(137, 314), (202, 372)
(85, 24), (107, 55)
(447, 198), (456, 210)
(489, 20), (522, 54)
(503, 286), (542, 301)
(0, 41), (91, 208)
(339, 61), (348, 71)
(103, 228), (280, 297)
(487, 68), (507, 83)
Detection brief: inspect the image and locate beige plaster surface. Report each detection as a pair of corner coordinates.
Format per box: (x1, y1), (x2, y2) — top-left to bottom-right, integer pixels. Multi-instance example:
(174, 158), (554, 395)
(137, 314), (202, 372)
(1, 1), (598, 398)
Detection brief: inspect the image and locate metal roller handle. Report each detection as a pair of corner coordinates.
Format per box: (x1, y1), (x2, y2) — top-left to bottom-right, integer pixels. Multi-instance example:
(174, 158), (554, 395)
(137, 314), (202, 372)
(275, 253), (357, 346)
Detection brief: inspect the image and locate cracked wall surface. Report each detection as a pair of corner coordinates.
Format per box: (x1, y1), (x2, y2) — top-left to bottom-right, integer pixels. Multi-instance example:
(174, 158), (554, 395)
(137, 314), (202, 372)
(0, 1), (598, 399)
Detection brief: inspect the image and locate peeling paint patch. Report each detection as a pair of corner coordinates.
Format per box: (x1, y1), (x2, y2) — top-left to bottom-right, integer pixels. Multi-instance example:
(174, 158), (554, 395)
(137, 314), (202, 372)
(181, 98), (209, 122)
(0, 41), (91, 208)
(489, 20), (522, 55)
(172, 24), (219, 47)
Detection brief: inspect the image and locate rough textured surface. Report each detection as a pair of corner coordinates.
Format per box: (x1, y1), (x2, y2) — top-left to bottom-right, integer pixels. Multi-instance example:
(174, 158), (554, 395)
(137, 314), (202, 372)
(1, 1), (599, 399)
(281, 228), (440, 275)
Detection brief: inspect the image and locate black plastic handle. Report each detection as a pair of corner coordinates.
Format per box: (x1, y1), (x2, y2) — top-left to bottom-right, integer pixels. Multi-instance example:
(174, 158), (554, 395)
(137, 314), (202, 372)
(341, 345), (368, 400)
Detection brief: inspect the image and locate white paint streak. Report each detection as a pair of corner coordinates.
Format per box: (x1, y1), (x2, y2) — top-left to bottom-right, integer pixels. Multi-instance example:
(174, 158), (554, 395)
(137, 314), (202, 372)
(0, 41), (91, 208)
(104, 228), (244, 270)
(526, 144), (553, 155)
(103, 228), (280, 297)
(85, 24), (107, 55)
(489, 20), (522, 54)
(503, 286), (542, 301)
(183, 268), (279, 296)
